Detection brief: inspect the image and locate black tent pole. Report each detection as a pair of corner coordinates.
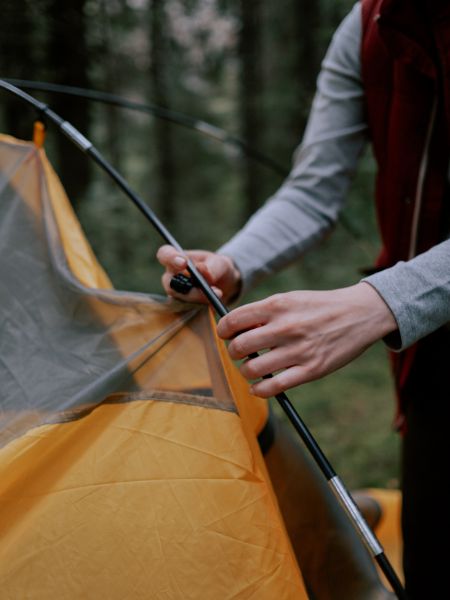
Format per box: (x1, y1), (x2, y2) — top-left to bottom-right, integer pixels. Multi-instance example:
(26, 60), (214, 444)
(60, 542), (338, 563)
(2, 78), (288, 178)
(0, 79), (407, 600)
(3, 78), (365, 243)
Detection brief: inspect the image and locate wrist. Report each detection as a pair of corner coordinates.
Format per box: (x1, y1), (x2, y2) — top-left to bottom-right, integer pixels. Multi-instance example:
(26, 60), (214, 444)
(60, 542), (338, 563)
(357, 282), (399, 339)
(221, 254), (242, 303)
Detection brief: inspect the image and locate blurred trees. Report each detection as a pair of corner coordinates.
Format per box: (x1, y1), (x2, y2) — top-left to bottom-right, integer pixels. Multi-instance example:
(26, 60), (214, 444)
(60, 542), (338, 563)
(238, 0), (264, 219)
(149, 0), (176, 222)
(0, 0), (357, 291)
(0, 0), (41, 139)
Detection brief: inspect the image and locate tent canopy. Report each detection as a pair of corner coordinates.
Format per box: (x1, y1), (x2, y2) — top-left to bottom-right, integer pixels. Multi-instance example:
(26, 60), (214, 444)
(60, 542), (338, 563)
(0, 132), (403, 599)
(0, 134), (306, 598)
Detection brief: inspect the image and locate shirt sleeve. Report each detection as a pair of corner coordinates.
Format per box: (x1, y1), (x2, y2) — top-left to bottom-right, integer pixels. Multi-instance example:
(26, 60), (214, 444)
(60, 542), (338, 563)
(363, 239), (450, 350)
(218, 2), (368, 294)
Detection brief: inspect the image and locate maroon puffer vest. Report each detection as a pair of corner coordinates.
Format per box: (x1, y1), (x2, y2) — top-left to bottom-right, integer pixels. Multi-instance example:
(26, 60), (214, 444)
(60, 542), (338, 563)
(361, 0), (450, 425)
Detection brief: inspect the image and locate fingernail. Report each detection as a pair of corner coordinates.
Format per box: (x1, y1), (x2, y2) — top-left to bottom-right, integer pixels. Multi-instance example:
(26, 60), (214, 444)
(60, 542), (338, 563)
(174, 256), (185, 267)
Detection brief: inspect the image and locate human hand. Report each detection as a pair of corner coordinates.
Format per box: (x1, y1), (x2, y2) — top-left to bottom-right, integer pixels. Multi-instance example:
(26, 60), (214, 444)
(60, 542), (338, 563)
(156, 245), (242, 304)
(216, 282), (398, 397)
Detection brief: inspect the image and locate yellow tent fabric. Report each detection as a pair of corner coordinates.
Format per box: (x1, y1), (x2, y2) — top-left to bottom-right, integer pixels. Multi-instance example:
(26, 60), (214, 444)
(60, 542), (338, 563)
(0, 132), (405, 599)
(0, 134), (307, 598)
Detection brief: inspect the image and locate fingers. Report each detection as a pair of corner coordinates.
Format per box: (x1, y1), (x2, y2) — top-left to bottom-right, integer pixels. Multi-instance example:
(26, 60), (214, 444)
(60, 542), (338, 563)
(216, 292), (321, 397)
(157, 245), (241, 305)
(217, 300), (271, 340)
(240, 347), (291, 379)
(158, 245), (227, 303)
(226, 325), (275, 360)
(250, 366), (310, 398)
(161, 270), (213, 304)
(156, 245), (187, 273)
(158, 245), (202, 302)
(237, 345), (316, 397)
(216, 286), (389, 398)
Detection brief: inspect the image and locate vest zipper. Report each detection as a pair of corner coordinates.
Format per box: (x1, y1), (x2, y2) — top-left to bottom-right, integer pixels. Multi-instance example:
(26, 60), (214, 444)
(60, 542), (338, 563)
(408, 97), (438, 259)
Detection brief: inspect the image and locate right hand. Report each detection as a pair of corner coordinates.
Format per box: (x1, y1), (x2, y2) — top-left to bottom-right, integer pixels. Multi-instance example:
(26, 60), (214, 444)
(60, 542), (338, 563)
(156, 245), (242, 304)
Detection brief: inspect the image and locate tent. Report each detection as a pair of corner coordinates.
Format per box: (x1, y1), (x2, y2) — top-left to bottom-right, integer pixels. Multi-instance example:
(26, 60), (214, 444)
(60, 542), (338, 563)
(0, 132), (401, 598)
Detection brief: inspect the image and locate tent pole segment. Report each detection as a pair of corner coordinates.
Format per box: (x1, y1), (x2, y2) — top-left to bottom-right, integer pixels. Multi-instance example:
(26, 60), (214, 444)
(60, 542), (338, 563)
(0, 79), (407, 599)
(4, 78), (365, 243)
(3, 78), (288, 178)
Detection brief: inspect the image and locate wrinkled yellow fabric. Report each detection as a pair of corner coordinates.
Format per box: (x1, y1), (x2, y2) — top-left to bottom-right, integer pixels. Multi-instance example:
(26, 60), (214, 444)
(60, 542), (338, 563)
(0, 134), (307, 598)
(0, 400), (307, 599)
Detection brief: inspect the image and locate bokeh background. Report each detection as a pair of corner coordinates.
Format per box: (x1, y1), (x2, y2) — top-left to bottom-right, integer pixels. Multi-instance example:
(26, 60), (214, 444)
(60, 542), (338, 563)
(0, 0), (399, 489)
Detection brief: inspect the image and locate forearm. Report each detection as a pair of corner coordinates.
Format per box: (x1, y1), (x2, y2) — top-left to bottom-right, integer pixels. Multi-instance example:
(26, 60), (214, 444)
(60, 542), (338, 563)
(219, 2), (367, 294)
(218, 193), (337, 295)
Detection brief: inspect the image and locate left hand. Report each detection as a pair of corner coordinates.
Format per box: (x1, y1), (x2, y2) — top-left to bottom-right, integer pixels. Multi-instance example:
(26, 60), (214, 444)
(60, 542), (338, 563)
(216, 282), (398, 397)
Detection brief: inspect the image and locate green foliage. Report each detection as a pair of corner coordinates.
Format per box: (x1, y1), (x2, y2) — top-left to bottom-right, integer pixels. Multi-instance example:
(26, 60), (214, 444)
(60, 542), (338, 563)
(279, 343), (399, 490)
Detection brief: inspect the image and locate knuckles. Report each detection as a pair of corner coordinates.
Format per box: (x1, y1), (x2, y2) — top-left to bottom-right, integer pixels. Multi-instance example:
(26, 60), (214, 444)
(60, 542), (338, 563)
(265, 292), (295, 313)
(240, 359), (260, 379)
(218, 312), (239, 339)
(228, 336), (246, 359)
(253, 380), (277, 398)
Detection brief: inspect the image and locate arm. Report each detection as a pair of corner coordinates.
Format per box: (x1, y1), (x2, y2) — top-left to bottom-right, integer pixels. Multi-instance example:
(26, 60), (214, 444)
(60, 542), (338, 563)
(157, 3), (367, 303)
(219, 2), (368, 294)
(158, 4), (397, 399)
(217, 2), (450, 393)
(217, 237), (450, 397)
(213, 3), (399, 398)
(214, 4), (396, 396)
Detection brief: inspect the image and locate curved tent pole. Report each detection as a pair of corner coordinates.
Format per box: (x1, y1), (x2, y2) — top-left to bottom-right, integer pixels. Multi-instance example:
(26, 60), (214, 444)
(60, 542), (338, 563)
(2, 78), (288, 178)
(0, 79), (406, 600)
(4, 78), (365, 244)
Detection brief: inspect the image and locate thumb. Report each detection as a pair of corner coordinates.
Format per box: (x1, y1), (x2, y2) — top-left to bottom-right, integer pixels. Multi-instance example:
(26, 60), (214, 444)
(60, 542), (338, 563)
(195, 254), (228, 284)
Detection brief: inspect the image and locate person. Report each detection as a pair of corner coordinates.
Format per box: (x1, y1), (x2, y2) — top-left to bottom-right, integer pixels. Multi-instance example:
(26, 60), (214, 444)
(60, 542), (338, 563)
(158, 1), (450, 596)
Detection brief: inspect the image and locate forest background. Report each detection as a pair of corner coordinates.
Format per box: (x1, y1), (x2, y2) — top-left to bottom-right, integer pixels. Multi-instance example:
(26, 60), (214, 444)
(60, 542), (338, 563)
(0, 0), (399, 490)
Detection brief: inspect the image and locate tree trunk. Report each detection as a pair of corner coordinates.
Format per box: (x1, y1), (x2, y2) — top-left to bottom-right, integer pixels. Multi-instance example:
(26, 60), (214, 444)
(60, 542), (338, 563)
(238, 0), (265, 221)
(0, 0), (37, 139)
(149, 0), (176, 225)
(294, 1), (321, 133)
(98, 0), (122, 169)
(46, 0), (91, 207)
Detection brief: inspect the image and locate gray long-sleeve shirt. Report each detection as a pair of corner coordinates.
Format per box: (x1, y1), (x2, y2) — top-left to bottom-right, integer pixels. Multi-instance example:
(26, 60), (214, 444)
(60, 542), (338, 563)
(219, 2), (450, 350)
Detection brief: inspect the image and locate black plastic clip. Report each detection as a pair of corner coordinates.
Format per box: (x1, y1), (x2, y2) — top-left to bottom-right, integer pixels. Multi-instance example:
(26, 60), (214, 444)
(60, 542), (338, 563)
(170, 273), (195, 295)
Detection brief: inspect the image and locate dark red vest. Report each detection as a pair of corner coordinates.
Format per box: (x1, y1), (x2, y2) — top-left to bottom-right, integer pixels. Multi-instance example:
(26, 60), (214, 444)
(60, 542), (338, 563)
(361, 0), (450, 425)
